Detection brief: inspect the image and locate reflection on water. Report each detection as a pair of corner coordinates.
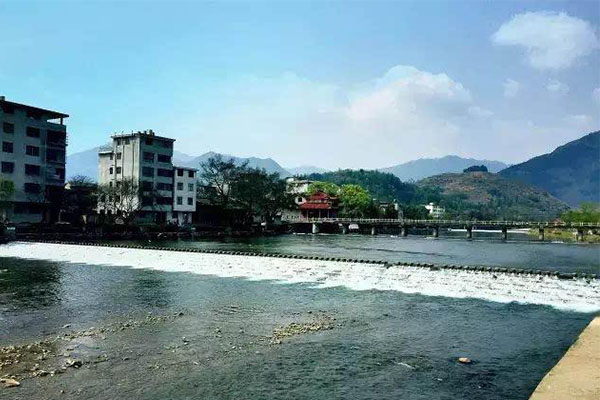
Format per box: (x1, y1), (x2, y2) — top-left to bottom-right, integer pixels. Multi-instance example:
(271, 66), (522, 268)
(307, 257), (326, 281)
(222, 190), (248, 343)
(0, 258), (63, 311)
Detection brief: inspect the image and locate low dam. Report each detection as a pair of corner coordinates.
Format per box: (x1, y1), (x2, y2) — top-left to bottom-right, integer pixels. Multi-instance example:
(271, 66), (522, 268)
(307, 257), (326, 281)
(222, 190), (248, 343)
(1, 241), (598, 312)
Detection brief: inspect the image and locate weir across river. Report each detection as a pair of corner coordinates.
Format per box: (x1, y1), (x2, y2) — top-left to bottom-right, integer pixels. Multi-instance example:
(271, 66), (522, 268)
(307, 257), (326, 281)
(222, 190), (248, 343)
(292, 218), (600, 241)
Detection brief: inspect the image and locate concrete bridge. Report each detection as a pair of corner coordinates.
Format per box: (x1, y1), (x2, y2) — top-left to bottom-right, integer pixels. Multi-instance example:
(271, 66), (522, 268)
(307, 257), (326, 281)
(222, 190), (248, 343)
(293, 218), (600, 241)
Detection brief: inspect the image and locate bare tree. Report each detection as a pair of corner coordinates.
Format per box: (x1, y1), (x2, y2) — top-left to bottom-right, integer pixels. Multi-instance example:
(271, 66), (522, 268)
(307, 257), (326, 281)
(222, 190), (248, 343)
(198, 154), (246, 209)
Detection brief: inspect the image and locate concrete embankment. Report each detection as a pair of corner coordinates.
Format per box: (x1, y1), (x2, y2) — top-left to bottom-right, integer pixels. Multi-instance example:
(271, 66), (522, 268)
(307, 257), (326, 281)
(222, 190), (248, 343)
(529, 317), (600, 400)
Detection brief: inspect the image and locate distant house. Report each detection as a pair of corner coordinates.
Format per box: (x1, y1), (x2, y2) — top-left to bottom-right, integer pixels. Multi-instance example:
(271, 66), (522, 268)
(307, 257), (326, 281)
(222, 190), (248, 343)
(299, 191), (338, 219)
(281, 177), (313, 222)
(425, 202), (445, 219)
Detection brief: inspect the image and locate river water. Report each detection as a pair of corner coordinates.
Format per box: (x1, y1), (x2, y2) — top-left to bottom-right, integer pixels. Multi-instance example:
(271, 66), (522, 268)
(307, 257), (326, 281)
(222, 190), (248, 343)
(0, 236), (599, 400)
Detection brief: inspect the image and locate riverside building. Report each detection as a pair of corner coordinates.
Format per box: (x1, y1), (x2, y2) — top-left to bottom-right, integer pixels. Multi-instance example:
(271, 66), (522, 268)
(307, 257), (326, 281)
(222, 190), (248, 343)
(97, 130), (196, 224)
(0, 96), (69, 223)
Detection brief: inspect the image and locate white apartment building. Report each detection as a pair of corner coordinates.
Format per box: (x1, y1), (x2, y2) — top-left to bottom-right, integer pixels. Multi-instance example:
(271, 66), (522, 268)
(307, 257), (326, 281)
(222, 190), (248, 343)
(172, 166), (197, 225)
(0, 96), (69, 223)
(98, 130), (179, 223)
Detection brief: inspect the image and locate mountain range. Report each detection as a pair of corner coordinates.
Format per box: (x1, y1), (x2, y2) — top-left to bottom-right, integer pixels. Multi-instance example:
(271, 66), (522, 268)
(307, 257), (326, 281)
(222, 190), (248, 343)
(380, 156), (509, 181)
(66, 148), (507, 182)
(66, 131), (598, 208)
(499, 131), (599, 207)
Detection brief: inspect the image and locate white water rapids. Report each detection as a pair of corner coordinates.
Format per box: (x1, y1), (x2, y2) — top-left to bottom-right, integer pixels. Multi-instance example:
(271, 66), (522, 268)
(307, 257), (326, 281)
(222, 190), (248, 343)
(1, 242), (599, 313)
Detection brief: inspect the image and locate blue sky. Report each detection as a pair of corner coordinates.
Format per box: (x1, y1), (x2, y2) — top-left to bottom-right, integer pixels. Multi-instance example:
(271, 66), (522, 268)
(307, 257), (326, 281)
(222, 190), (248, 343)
(0, 0), (598, 169)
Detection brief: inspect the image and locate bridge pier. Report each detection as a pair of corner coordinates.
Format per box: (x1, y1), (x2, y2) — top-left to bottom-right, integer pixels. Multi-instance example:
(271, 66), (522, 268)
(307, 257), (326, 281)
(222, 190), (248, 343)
(312, 223), (320, 234)
(466, 226), (473, 239)
(341, 224), (348, 234)
(400, 226), (408, 237)
(538, 227), (545, 241)
(502, 226), (508, 241)
(370, 226), (377, 236)
(576, 229), (585, 242)
(432, 226), (439, 238)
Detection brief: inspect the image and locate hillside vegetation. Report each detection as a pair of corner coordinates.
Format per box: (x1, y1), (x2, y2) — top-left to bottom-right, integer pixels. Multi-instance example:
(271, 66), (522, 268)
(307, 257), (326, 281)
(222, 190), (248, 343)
(417, 172), (570, 220)
(307, 169), (569, 220)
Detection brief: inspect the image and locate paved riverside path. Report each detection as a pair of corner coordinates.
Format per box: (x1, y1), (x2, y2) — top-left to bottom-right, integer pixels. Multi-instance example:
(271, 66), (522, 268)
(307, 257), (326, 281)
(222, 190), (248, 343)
(529, 317), (600, 400)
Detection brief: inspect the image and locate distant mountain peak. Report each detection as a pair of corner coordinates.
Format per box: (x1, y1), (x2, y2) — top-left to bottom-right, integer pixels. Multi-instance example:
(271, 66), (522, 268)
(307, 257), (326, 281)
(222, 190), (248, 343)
(499, 131), (600, 207)
(380, 156), (509, 182)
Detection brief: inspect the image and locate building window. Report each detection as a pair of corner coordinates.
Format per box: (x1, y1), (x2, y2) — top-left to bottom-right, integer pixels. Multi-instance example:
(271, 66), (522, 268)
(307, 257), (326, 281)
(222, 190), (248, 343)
(116, 139), (122, 146)
(24, 183), (41, 193)
(109, 153), (114, 160)
(177, 169), (184, 177)
(177, 196), (183, 205)
(143, 152), (154, 162)
(116, 167), (122, 174)
(157, 154), (171, 163)
(124, 138), (130, 145)
(109, 167), (114, 174)
(116, 152), (122, 160)
(145, 137), (154, 145)
(109, 181), (113, 187)
(157, 168), (173, 177)
(156, 196), (172, 205)
(2, 141), (13, 153)
(26, 127), (40, 138)
(188, 183), (194, 192)
(46, 148), (65, 163)
(2, 122), (14, 134)
(47, 130), (65, 143)
(142, 167), (154, 177)
(156, 182), (173, 191)
(188, 171), (194, 178)
(187, 197), (193, 205)
(1, 162), (14, 173)
(116, 181), (121, 188)
(142, 181), (153, 191)
(142, 196), (154, 207)
(177, 182), (183, 191)
(25, 164), (41, 175)
(26, 145), (40, 156)
(159, 140), (172, 148)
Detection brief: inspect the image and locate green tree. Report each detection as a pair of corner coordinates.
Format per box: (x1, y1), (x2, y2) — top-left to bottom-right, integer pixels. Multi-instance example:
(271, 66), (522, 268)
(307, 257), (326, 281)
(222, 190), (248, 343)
(307, 181), (340, 196)
(560, 203), (600, 223)
(338, 184), (372, 218)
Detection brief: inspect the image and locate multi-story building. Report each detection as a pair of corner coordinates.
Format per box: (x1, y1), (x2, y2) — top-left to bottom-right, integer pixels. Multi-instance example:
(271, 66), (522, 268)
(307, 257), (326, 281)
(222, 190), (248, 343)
(172, 166), (197, 225)
(97, 130), (196, 225)
(0, 96), (69, 223)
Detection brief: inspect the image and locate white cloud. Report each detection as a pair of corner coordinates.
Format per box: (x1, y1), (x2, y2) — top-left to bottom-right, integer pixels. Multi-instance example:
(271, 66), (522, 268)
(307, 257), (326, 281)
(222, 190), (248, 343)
(492, 11), (599, 70)
(345, 65), (472, 122)
(468, 106), (494, 118)
(546, 79), (570, 95)
(503, 79), (520, 98)
(564, 114), (592, 127)
(593, 87), (600, 103)
(169, 66), (598, 169)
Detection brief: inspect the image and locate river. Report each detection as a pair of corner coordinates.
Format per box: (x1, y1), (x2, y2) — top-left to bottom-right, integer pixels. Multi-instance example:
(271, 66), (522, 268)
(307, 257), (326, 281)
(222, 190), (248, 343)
(0, 235), (598, 399)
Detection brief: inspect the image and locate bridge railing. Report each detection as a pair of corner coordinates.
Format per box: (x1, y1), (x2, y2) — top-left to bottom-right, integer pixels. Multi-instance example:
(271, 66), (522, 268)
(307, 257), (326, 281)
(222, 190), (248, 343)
(300, 218), (600, 228)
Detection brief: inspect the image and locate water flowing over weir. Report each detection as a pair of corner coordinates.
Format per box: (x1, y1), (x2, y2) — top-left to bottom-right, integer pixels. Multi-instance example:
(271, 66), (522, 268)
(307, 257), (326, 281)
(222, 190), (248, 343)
(1, 242), (599, 313)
